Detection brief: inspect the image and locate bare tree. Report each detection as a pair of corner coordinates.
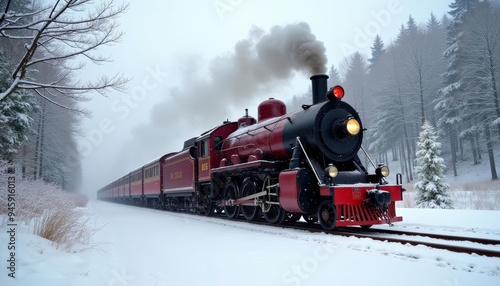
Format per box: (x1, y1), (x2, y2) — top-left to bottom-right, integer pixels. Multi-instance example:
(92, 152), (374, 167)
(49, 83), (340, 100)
(0, 0), (129, 112)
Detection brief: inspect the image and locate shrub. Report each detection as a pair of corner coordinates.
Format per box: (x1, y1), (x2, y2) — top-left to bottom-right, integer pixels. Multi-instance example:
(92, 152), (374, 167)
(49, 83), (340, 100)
(0, 161), (93, 251)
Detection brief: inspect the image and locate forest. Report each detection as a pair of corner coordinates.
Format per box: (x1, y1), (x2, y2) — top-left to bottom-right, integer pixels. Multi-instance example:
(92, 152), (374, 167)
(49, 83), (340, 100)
(290, 0), (500, 182)
(0, 0), (499, 195)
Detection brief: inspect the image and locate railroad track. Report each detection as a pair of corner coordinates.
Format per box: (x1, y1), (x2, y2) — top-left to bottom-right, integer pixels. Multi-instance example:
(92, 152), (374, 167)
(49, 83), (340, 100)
(338, 227), (500, 245)
(331, 227), (500, 257)
(214, 213), (500, 258)
(107, 202), (500, 258)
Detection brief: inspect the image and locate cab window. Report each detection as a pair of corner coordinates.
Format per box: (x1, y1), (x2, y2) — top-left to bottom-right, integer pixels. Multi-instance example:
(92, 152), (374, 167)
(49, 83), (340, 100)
(214, 136), (223, 151)
(200, 139), (209, 157)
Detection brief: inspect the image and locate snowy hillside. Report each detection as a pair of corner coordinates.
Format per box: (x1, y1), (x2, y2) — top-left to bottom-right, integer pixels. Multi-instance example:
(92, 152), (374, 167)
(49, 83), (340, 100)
(379, 145), (500, 210)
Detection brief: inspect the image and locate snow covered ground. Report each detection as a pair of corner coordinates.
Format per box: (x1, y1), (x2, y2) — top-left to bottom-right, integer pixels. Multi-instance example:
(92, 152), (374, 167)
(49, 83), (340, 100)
(1, 201), (500, 286)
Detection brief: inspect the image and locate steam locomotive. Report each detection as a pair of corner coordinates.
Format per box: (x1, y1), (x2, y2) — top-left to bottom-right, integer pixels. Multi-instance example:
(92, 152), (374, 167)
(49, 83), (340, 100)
(97, 74), (403, 230)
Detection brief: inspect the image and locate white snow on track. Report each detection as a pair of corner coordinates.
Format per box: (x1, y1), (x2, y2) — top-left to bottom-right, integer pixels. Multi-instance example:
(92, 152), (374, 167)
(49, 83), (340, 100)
(1, 201), (500, 286)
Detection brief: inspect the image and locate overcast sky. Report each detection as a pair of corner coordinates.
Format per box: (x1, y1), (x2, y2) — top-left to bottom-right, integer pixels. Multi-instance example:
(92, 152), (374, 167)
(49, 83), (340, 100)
(77, 0), (452, 196)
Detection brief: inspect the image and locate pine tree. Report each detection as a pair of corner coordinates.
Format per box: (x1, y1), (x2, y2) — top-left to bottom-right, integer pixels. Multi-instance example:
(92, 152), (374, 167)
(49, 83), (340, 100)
(0, 48), (37, 160)
(435, 0), (479, 177)
(341, 52), (368, 120)
(406, 15), (419, 35)
(368, 34), (385, 69)
(327, 64), (341, 87)
(395, 24), (407, 45)
(414, 121), (453, 209)
(427, 13), (440, 31)
(458, 1), (500, 180)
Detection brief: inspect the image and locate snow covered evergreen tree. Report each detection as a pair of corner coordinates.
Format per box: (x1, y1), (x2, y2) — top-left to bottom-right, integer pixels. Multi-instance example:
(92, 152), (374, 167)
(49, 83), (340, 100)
(327, 64), (341, 87)
(414, 121), (453, 209)
(0, 48), (37, 160)
(435, 0), (479, 177)
(368, 34), (385, 69)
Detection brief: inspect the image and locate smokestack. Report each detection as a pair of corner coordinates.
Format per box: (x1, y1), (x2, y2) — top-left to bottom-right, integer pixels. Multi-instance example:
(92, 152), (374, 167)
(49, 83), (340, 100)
(310, 74), (329, 105)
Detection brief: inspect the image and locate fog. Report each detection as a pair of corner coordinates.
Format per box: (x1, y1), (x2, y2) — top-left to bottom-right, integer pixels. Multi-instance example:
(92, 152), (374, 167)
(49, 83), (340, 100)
(78, 0), (452, 196)
(119, 22), (326, 165)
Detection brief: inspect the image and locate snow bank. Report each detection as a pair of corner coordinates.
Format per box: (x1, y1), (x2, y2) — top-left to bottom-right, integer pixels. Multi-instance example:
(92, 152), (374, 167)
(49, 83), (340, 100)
(2, 201), (499, 286)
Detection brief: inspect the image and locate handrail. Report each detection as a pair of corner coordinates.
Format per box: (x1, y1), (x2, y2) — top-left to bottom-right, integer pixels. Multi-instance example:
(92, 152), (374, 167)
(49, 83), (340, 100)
(295, 137), (322, 185)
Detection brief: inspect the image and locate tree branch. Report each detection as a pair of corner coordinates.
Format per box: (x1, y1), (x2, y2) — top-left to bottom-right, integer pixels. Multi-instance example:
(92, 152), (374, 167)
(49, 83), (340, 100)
(0, 0), (130, 106)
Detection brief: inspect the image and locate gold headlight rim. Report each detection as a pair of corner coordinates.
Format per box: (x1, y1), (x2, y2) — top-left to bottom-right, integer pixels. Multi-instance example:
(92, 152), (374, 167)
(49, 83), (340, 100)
(346, 118), (361, 136)
(327, 166), (338, 178)
(380, 166), (390, 177)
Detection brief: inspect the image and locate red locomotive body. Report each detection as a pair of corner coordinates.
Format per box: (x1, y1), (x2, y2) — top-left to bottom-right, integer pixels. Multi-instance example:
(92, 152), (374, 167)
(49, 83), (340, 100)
(98, 74), (404, 230)
(220, 99), (289, 164)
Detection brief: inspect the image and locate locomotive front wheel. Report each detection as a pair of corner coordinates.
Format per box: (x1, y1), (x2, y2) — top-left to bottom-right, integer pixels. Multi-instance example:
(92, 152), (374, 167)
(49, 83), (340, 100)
(317, 200), (337, 230)
(240, 179), (262, 221)
(223, 181), (240, 219)
(263, 205), (286, 224)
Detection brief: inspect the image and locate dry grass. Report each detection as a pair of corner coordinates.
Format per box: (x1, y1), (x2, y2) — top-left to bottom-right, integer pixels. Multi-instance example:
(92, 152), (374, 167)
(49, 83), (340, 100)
(34, 207), (95, 251)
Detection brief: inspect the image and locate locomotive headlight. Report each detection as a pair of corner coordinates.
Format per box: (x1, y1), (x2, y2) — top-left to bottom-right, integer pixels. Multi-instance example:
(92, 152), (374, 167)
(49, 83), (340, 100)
(345, 118), (361, 136)
(376, 165), (390, 177)
(325, 165), (338, 178)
